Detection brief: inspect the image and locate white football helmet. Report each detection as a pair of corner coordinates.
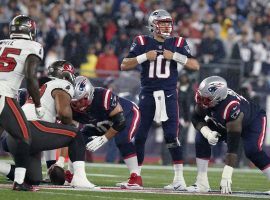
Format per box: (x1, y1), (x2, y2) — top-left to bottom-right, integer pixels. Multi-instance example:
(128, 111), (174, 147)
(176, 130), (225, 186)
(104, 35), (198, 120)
(195, 76), (228, 108)
(148, 9), (173, 38)
(71, 76), (95, 112)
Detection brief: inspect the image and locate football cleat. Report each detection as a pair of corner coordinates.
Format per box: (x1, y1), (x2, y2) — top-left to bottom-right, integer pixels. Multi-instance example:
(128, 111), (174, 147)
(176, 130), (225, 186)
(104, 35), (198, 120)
(116, 180), (128, 187)
(164, 181), (186, 191)
(186, 184), (211, 193)
(12, 182), (36, 192)
(70, 174), (98, 189)
(120, 173), (143, 190)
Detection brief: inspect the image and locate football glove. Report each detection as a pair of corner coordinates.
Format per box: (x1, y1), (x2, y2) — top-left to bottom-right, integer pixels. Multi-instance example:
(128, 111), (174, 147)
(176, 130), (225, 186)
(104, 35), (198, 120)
(35, 106), (45, 119)
(86, 135), (108, 152)
(220, 165), (233, 194)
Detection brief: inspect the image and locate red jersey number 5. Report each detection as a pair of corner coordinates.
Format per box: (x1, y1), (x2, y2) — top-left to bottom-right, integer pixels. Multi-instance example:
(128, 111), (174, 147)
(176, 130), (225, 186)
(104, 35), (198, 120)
(0, 47), (21, 72)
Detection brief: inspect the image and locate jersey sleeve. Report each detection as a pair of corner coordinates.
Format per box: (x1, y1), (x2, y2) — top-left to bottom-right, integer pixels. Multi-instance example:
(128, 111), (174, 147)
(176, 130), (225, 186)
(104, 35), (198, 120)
(53, 79), (74, 98)
(222, 100), (241, 122)
(174, 37), (193, 58)
(27, 41), (44, 60)
(127, 35), (145, 58)
(102, 89), (119, 113)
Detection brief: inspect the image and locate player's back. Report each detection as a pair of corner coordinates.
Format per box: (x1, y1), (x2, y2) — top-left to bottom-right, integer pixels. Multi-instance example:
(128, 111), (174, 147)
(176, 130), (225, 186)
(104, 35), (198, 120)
(22, 78), (74, 123)
(73, 87), (136, 127)
(207, 89), (262, 128)
(0, 39), (43, 98)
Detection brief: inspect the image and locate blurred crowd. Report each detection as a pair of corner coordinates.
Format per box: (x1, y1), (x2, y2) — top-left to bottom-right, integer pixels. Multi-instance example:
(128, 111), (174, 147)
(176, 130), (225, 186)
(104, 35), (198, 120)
(0, 0), (269, 78)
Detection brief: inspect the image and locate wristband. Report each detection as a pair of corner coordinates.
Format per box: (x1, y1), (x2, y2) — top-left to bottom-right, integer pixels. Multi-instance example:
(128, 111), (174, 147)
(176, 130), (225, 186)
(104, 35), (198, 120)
(173, 52), (188, 65)
(222, 165), (233, 179)
(136, 53), (147, 64)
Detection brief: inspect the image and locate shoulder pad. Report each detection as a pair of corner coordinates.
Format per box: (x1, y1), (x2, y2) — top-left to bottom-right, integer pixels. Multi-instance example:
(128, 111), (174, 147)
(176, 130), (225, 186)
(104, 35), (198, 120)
(50, 79), (74, 98)
(27, 41), (44, 59)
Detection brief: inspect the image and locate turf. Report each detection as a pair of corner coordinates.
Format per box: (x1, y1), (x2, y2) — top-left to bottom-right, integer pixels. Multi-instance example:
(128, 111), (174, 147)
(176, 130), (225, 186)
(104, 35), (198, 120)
(0, 162), (269, 200)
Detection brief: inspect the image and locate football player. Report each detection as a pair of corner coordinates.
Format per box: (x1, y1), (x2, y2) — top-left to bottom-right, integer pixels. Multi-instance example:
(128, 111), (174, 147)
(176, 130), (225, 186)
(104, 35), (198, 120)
(70, 76), (142, 189)
(188, 76), (270, 194)
(121, 9), (200, 190)
(0, 15), (44, 190)
(0, 61), (96, 190)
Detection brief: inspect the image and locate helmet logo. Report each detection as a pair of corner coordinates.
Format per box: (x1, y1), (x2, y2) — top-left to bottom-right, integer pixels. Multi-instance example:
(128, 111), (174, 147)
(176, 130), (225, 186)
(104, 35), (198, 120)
(79, 80), (87, 91)
(63, 63), (74, 73)
(208, 83), (224, 94)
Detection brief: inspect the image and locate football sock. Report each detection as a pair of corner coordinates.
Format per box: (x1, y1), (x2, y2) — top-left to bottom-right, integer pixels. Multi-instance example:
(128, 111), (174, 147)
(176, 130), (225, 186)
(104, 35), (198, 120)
(0, 161), (11, 176)
(138, 165), (142, 176)
(73, 161), (86, 177)
(173, 164), (184, 183)
(56, 156), (65, 168)
(124, 155), (139, 175)
(262, 166), (270, 180)
(68, 159), (74, 174)
(196, 158), (209, 180)
(14, 167), (26, 184)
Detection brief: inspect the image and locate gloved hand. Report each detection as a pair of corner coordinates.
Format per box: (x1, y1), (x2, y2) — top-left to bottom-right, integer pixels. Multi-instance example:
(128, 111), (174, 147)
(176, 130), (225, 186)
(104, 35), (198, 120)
(220, 165), (233, 194)
(200, 126), (220, 145)
(35, 106), (45, 119)
(86, 135), (108, 152)
(206, 131), (220, 145)
(220, 177), (232, 194)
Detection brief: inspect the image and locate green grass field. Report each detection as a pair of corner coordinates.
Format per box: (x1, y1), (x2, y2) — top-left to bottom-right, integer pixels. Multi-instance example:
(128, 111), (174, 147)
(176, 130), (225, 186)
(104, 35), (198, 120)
(0, 163), (269, 200)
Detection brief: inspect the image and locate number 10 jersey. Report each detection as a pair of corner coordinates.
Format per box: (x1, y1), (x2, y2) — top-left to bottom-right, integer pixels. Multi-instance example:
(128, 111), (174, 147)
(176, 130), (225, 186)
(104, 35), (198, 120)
(0, 39), (43, 98)
(127, 35), (192, 92)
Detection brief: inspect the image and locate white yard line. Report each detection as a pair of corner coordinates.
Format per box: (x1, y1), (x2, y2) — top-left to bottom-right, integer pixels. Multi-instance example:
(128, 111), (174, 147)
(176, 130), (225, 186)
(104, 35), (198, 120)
(86, 163), (261, 174)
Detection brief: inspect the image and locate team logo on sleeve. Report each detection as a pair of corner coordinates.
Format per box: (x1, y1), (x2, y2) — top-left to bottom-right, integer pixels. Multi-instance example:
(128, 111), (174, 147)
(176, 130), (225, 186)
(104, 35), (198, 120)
(111, 96), (117, 107)
(184, 45), (191, 54)
(130, 42), (136, 51)
(231, 108), (240, 119)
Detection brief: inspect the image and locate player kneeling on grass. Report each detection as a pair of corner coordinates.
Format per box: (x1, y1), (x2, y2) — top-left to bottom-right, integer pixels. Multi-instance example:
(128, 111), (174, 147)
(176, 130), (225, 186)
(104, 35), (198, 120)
(68, 75), (142, 190)
(0, 61), (97, 190)
(187, 76), (270, 194)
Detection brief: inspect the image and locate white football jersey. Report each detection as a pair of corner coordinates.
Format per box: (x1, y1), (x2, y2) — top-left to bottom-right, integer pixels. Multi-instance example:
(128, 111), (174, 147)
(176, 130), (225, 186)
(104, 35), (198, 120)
(22, 78), (74, 123)
(0, 39), (43, 98)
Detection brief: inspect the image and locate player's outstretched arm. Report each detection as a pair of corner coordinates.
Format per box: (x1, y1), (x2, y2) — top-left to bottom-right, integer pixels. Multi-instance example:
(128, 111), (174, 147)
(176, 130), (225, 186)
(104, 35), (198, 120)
(86, 103), (126, 152)
(24, 54), (41, 108)
(191, 105), (220, 145)
(185, 57), (200, 71)
(220, 112), (244, 194)
(53, 89), (73, 125)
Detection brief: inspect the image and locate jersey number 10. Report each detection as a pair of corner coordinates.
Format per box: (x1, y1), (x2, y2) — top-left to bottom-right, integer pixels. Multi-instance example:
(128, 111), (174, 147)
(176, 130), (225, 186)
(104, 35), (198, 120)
(0, 47), (21, 72)
(149, 55), (170, 78)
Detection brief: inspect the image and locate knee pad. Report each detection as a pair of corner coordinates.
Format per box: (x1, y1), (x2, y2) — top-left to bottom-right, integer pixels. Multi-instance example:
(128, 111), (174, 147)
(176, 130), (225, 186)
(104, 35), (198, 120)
(165, 137), (181, 148)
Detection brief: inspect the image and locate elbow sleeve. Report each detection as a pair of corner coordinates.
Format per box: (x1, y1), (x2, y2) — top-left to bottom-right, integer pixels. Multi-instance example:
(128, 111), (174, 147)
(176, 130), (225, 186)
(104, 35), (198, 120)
(111, 112), (126, 132)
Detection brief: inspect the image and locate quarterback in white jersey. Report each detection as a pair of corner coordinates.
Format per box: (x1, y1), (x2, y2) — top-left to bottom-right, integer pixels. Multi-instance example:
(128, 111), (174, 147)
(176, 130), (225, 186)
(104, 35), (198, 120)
(0, 15), (43, 191)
